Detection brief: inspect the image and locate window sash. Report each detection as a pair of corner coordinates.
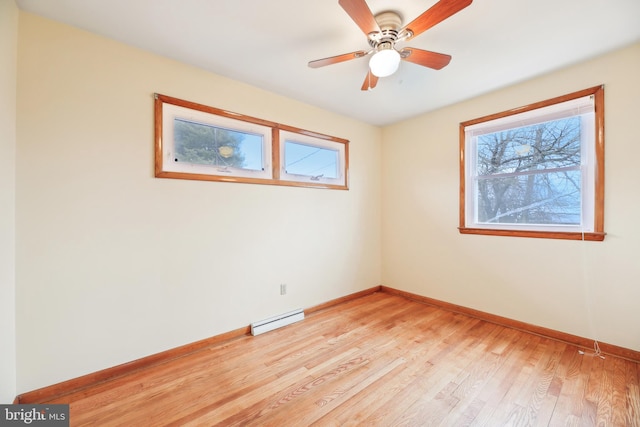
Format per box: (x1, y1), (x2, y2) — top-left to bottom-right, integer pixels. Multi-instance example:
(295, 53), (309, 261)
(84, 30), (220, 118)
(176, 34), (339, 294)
(161, 104), (273, 180)
(279, 130), (346, 186)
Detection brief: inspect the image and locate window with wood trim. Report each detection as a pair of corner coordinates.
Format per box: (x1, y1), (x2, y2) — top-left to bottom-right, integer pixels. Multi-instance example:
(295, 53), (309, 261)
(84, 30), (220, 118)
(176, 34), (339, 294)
(155, 94), (349, 190)
(459, 86), (605, 241)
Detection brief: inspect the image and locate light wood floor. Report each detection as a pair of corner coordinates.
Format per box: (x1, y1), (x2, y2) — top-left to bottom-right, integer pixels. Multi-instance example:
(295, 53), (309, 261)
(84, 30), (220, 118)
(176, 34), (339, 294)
(46, 292), (639, 426)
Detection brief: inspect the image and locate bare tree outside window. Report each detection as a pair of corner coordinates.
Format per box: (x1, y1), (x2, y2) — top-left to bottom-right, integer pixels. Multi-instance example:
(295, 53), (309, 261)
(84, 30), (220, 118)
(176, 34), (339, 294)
(476, 117), (581, 225)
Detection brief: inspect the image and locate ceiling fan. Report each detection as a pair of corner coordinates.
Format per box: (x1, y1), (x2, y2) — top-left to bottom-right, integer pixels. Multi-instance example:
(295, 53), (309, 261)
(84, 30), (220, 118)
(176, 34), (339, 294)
(308, 0), (472, 90)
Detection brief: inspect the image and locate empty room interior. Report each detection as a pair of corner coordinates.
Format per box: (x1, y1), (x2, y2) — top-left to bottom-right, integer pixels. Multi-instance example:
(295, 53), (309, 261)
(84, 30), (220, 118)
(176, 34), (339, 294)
(1, 0), (640, 425)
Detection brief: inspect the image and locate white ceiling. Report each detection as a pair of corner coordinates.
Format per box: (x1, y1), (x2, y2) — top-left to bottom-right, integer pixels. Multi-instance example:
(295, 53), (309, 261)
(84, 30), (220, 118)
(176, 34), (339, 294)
(15, 0), (640, 126)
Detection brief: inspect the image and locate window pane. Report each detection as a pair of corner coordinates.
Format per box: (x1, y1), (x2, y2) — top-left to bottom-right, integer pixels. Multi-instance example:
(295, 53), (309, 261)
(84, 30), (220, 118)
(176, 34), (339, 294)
(284, 141), (338, 179)
(173, 118), (264, 171)
(477, 117), (581, 176)
(476, 170), (581, 225)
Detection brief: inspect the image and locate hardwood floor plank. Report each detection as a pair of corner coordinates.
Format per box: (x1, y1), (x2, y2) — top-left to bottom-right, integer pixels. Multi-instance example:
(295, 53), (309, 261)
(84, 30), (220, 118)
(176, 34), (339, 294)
(397, 381), (461, 427)
(611, 357), (631, 426)
(314, 319), (465, 425)
(19, 292), (640, 426)
(553, 348), (595, 423)
(311, 315), (464, 426)
(236, 351), (400, 426)
(522, 340), (567, 426)
(403, 323), (506, 425)
(626, 360), (640, 427)
(326, 361), (410, 427)
(595, 354), (615, 426)
(364, 324), (499, 425)
(498, 339), (557, 426)
(469, 332), (542, 425)
(182, 347), (364, 426)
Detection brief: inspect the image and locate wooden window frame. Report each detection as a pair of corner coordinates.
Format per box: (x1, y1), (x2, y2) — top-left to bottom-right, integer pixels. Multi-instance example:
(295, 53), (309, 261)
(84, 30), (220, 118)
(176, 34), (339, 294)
(154, 94), (349, 190)
(459, 86), (605, 241)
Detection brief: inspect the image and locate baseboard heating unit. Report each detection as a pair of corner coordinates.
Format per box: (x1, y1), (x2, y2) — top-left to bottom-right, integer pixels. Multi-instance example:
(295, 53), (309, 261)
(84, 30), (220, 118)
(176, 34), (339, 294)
(251, 309), (305, 336)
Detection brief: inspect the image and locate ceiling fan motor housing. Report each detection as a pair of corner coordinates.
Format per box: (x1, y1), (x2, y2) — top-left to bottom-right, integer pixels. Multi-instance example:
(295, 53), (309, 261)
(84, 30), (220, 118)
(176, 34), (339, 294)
(368, 11), (403, 48)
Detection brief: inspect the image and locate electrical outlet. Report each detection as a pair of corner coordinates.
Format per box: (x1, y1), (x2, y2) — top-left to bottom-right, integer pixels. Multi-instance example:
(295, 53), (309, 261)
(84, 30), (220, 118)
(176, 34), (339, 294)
(280, 283), (287, 295)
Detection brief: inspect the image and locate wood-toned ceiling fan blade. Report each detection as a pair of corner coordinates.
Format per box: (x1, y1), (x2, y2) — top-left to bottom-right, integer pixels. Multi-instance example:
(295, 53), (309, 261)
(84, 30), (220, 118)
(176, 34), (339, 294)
(402, 0), (472, 40)
(339, 0), (381, 35)
(360, 70), (379, 91)
(308, 50), (368, 68)
(401, 48), (451, 70)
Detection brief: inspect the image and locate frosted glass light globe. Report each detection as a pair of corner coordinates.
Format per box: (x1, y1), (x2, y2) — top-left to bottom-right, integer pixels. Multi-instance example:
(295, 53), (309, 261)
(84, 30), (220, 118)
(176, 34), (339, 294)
(369, 49), (401, 77)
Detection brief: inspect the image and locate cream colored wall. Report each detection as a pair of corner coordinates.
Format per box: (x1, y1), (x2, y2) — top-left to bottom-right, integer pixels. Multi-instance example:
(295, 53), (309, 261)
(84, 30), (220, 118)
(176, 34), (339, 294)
(382, 42), (640, 352)
(16, 12), (382, 393)
(0, 0), (18, 404)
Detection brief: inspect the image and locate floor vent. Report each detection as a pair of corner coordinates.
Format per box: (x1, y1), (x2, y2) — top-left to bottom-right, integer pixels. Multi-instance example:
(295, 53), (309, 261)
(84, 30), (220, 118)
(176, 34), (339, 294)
(251, 309), (305, 336)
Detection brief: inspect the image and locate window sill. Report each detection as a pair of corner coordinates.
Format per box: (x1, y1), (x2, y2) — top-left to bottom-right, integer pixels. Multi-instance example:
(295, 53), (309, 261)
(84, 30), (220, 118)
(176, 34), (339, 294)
(458, 227), (606, 241)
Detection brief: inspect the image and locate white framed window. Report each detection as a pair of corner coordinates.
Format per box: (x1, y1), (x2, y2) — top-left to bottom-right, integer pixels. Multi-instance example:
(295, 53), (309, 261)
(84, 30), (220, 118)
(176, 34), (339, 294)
(279, 130), (347, 187)
(154, 94), (349, 190)
(459, 86), (605, 241)
(160, 103), (272, 181)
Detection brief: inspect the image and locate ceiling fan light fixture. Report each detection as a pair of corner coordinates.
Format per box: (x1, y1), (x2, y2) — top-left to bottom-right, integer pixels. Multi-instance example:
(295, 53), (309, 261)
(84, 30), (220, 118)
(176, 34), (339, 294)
(369, 47), (400, 77)
(308, 0), (472, 88)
